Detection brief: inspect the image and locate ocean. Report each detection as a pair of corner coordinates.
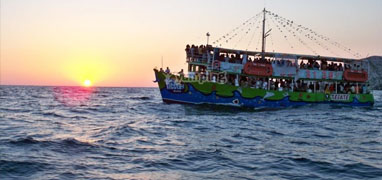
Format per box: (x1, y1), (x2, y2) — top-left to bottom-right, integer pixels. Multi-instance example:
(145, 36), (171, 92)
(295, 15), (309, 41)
(0, 86), (381, 179)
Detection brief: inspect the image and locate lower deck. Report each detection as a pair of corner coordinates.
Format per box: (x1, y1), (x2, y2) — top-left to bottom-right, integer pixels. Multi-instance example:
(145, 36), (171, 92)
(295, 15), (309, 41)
(154, 70), (374, 108)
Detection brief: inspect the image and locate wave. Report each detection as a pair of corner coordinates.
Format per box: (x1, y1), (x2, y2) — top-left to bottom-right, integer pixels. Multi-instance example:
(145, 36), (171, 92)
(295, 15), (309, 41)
(289, 157), (382, 179)
(129, 96), (151, 100)
(0, 108), (32, 113)
(59, 138), (97, 149)
(9, 136), (39, 145)
(1, 87), (381, 179)
(41, 112), (68, 118)
(9, 137), (98, 151)
(69, 109), (91, 114)
(0, 159), (51, 177)
(110, 124), (145, 137)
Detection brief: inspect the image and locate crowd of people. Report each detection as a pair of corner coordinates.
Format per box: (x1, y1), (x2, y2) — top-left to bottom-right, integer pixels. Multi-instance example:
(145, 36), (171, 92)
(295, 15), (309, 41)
(160, 67), (185, 77)
(299, 59), (345, 71)
(233, 76), (367, 94)
(185, 44), (210, 62)
(185, 44), (364, 72)
(159, 66), (368, 94)
(172, 44), (370, 94)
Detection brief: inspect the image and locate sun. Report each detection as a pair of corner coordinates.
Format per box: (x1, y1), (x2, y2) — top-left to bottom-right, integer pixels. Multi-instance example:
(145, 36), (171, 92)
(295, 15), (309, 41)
(83, 79), (92, 87)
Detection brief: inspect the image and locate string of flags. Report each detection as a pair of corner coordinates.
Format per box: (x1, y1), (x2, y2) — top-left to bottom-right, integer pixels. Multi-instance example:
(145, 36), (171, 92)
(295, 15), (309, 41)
(266, 10), (362, 58)
(268, 13), (318, 55)
(212, 11), (263, 47)
(211, 9), (362, 59)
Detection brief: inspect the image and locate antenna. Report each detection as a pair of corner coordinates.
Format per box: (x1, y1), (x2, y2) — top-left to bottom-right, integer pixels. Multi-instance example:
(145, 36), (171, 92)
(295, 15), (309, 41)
(206, 32), (210, 45)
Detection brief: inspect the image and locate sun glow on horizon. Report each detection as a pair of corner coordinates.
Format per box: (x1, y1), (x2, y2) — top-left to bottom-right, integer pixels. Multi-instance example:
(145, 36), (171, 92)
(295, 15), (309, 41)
(83, 79), (92, 87)
(60, 53), (116, 87)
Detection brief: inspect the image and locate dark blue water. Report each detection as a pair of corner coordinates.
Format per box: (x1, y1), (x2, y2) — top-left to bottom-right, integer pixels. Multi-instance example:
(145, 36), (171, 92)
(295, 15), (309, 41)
(1, 86), (381, 180)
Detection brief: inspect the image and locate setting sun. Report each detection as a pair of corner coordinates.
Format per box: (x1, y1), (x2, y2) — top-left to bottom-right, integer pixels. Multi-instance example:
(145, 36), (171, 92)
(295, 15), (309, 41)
(83, 79), (92, 87)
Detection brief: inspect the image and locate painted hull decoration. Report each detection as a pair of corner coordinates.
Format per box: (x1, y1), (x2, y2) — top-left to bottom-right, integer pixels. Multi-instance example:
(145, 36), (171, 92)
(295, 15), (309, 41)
(154, 70), (374, 108)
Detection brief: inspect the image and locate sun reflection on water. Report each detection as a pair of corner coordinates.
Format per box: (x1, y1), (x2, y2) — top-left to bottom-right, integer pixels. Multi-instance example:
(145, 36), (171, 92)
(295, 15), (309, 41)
(53, 86), (95, 106)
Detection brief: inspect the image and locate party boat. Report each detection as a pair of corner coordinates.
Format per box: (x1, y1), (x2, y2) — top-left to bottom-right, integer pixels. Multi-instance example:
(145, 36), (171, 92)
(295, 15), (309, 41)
(153, 9), (374, 108)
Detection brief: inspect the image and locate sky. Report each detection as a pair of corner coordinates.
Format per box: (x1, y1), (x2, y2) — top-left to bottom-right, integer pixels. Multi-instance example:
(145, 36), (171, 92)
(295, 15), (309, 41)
(1, 0), (381, 87)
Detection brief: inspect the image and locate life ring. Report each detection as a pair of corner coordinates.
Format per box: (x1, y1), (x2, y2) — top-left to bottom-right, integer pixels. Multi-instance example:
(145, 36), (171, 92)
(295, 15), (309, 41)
(243, 62), (273, 76)
(343, 69), (368, 82)
(232, 99), (239, 104)
(213, 60), (221, 70)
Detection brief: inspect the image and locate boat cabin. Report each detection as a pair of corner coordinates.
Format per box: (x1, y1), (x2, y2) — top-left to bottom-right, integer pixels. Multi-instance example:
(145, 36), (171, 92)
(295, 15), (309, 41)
(184, 45), (370, 94)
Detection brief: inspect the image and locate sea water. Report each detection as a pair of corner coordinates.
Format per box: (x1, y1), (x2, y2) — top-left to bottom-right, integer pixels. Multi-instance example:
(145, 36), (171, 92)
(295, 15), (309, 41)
(1, 86), (381, 179)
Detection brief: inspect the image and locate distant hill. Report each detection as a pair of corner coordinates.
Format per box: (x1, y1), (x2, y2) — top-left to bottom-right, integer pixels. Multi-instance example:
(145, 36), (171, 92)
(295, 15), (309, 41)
(362, 56), (382, 90)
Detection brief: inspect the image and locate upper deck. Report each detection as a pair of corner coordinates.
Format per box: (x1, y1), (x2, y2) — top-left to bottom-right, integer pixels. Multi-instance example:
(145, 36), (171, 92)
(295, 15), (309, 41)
(185, 45), (369, 83)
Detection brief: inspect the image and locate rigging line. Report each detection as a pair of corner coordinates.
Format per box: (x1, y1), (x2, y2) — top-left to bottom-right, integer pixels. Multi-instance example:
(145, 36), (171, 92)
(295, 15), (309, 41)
(269, 11), (361, 58)
(267, 12), (295, 51)
(231, 14), (262, 48)
(268, 13), (318, 55)
(265, 15), (275, 52)
(308, 28), (362, 58)
(272, 13), (339, 57)
(231, 14), (263, 49)
(246, 18), (263, 51)
(294, 19), (345, 57)
(219, 12), (262, 43)
(218, 14), (260, 47)
(233, 15), (263, 49)
(331, 41), (362, 58)
(272, 12), (333, 55)
(233, 19), (257, 49)
(255, 23), (263, 51)
(213, 11), (262, 46)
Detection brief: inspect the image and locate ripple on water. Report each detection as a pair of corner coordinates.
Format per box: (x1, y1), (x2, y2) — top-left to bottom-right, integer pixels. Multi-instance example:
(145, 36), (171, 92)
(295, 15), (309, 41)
(0, 86), (381, 179)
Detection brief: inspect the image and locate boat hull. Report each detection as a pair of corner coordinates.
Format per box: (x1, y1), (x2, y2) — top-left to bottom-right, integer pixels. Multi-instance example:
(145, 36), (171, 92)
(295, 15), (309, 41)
(154, 70), (374, 108)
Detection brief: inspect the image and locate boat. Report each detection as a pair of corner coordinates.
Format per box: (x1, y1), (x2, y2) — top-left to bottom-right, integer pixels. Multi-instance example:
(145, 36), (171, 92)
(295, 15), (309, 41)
(153, 9), (374, 108)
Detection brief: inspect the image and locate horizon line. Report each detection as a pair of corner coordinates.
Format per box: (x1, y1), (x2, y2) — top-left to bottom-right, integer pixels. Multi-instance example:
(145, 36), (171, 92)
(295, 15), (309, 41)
(0, 84), (157, 88)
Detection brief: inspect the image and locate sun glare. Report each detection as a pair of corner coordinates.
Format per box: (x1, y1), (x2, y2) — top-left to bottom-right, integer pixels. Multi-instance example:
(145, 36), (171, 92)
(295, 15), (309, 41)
(83, 79), (92, 87)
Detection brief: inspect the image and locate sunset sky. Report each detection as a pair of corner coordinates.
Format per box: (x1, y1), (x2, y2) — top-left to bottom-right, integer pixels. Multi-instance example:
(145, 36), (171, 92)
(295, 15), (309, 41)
(1, 0), (381, 87)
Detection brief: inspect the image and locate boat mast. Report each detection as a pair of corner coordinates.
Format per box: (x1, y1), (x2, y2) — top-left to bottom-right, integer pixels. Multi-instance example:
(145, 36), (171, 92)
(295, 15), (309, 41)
(261, 8), (266, 61)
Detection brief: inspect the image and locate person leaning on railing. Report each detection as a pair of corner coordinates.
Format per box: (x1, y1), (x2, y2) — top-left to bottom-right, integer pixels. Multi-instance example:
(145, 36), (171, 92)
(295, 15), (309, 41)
(190, 45), (195, 57)
(185, 44), (190, 57)
(165, 67), (171, 74)
(198, 45), (203, 56)
(299, 61), (305, 69)
(178, 69), (184, 78)
(313, 61), (320, 70)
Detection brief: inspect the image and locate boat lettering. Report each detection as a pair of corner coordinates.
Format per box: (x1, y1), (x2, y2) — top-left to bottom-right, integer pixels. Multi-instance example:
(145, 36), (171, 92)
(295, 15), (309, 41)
(165, 78), (185, 92)
(330, 94), (350, 101)
(298, 69), (343, 80)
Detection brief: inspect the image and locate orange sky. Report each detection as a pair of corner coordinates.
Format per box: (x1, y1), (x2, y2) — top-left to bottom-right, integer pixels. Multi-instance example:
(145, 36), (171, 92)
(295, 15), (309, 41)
(1, 0), (381, 87)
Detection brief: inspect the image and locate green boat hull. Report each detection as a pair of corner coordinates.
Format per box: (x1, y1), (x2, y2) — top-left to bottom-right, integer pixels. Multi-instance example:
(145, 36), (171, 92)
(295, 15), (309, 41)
(154, 70), (374, 108)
